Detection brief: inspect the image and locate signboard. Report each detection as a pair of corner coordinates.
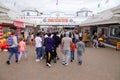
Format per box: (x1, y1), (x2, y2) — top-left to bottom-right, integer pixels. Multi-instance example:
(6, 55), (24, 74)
(14, 21), (25, 28)
(47, 18), (68, 22)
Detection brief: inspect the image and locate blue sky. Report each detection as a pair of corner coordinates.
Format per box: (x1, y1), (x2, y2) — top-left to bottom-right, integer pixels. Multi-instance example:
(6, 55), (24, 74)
(0, 0), (120, 14)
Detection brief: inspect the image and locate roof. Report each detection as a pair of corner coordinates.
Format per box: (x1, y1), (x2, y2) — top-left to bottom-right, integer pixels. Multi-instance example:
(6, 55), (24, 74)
(80, 5), (120, 26)
(21, 7), (40, 13)
(0, 4), (9, 13)
(0, 3), (9, 10)
(77, 8), (92, 13)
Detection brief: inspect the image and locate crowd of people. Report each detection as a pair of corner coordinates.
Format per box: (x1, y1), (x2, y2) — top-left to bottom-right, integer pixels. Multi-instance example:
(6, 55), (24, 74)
(4, 30), (86, 67)
(1, 29), (107, 67)
(34, 31), (85, 67)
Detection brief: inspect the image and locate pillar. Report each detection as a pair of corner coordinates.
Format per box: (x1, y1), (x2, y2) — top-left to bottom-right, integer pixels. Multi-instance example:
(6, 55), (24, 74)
(0, 26), (3, 40)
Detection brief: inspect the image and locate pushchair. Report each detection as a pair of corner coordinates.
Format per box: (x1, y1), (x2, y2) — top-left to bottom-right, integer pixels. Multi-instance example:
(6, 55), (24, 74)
(98, 38), (105, 48)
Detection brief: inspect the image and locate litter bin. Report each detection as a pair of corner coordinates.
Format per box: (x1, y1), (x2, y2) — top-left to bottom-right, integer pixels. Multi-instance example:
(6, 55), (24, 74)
(116, 42), (120, 50)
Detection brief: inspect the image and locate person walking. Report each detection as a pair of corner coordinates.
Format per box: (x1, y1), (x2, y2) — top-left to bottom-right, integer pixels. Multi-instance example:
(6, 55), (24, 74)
(74, 32), (79, 44)
(70, 40), (76, 62)
(52, 32), (60, 62)
(61, 32), (72, 66)
(35, 33), (42, 62)
(18, 38), (27, 63)
(30, 33), (34, 46)
(6, 30), (18, 65)
(93, 32), (98, 48)
(44, 33), (54, 67)
(76, 37), (85, 65)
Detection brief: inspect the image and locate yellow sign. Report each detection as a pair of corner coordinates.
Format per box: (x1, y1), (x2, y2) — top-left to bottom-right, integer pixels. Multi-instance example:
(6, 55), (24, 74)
(116, 42), (120, 50)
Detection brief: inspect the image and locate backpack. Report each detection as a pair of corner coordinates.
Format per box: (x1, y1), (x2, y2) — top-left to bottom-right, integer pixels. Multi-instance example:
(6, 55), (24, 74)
(6, 36), (13, 46)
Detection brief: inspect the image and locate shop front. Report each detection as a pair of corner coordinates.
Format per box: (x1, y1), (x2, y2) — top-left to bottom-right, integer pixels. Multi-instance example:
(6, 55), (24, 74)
(108, 24), (120, 46)
(0, 23), (15, 50)
(0, 21), (25, 50)
(82, 26), (90, 33)
(0, 21), (25, 39)
(14, 21), (25, 34)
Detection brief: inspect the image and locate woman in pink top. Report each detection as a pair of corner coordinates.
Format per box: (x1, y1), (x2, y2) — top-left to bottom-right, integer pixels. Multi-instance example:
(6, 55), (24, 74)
(18, 38), (27, 63)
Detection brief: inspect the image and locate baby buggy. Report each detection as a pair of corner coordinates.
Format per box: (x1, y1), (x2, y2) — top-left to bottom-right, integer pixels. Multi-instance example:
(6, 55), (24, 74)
(98, 38), (105, 48)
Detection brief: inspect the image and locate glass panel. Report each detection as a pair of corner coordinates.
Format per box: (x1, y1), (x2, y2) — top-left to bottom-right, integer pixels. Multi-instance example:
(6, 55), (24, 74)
(110, 26), (120, 38)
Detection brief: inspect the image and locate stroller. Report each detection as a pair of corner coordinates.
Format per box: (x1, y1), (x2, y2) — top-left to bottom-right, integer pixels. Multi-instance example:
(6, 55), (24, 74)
(98, 38), (105, 48)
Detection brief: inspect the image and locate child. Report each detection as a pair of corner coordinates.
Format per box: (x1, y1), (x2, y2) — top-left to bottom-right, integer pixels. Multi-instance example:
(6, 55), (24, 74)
(76, 37), (85, 65)
(70, 40), (76, 62)
(18, 38), (27, 63)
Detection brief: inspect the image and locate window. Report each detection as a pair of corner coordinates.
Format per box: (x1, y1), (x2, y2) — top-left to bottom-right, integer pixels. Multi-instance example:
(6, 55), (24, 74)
(110, 25), (120, 38)
(27, 12), (30, 16)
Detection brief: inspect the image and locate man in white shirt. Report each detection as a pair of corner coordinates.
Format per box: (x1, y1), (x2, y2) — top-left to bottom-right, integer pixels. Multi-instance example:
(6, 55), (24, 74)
(61, 32), (72, 66)
(35, 33), (42, 62)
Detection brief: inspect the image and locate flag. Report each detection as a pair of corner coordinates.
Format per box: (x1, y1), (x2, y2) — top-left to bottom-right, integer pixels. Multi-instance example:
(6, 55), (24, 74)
(14, 2), (16, 6)
(97, 3), (100, 8)
(105, 0), (109, 4)
(56, 0), (58, 5)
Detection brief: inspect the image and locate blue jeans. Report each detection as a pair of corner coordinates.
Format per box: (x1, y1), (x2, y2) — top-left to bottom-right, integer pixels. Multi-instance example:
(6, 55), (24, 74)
(71, 51), (74, 60)
(36, 47), (42, 59)
(77, 50), (82, 62)
(75, 39), (78, 44)
(8, 47), (18, 61)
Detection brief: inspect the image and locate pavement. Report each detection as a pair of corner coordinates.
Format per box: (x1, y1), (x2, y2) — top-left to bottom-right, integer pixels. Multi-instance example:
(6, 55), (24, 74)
(0, 46), (120, 80)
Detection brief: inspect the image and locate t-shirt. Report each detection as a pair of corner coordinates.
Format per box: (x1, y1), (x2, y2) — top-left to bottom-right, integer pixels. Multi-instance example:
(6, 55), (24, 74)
(31, 34), (34, 39)
(19, 41), (26, 51)
(52, 35), (60, 47)
(35, 36), (42, 48)
(75, 34), (79, 40)
(93, 35), (98, 40)
(76, 41), (85, 52)
(79, 32), (82, 37)
(70, 43), (76, 51)
(62, 37), (72, 50)
(9, 35), (18, 48)
(45, 37), (54, 52)
(44, 35), (48, 38)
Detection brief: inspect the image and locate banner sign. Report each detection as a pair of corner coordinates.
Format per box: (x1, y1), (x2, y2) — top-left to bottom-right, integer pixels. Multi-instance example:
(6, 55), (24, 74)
(14, 21), (25, 28)
(47, 18), (68, 22)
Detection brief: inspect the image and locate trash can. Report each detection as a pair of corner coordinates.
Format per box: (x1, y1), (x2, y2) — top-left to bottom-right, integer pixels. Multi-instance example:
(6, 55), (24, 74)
(116, 42), (120, 50)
